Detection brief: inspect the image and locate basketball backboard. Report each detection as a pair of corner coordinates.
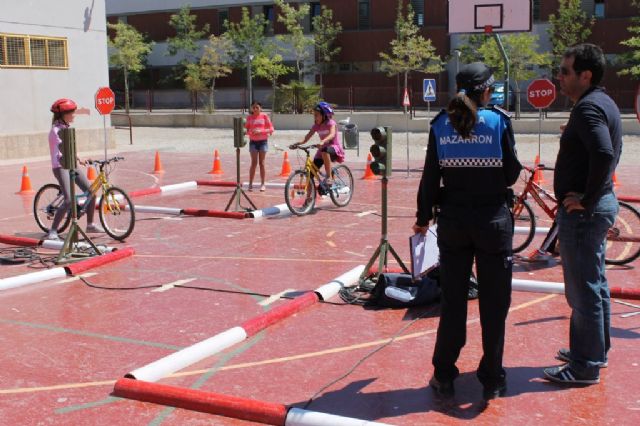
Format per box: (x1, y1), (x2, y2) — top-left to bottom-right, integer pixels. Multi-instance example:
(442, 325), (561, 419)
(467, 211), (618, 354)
(448, 0), (532, 34)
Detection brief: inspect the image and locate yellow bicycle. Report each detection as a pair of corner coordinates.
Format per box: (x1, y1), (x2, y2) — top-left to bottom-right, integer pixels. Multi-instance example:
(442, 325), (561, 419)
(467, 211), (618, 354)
(285, 146), (354, 215)
(33, 157), (135, 241)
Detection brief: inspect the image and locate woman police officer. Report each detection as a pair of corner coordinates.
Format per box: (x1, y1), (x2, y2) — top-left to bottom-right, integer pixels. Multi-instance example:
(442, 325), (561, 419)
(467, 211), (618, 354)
(413, 62), (522, 400)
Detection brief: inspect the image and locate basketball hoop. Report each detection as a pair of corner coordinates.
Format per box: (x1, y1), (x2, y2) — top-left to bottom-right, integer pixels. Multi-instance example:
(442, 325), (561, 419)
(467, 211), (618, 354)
(484, 25), (493, 34)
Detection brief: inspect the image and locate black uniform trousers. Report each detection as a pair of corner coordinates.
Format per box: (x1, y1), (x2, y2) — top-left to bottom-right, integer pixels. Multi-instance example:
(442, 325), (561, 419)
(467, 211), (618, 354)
(432, 198), (513, 388)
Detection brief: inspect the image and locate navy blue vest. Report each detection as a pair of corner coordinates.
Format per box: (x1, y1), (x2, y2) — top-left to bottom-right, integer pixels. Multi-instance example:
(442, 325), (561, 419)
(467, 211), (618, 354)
(431, 109), (506, 168)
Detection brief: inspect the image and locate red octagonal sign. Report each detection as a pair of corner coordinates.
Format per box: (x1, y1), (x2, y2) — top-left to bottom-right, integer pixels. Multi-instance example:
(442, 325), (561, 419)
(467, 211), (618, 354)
(527, 79), (556, 109)
(95, 87), (115, 115)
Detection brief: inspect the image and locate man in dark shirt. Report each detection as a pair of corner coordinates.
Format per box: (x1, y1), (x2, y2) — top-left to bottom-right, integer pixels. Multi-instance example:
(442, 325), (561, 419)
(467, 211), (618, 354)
(543, 44), (622, 385)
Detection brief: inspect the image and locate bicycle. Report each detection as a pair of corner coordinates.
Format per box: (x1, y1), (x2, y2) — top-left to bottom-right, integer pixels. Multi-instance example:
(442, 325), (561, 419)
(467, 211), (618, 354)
(284, 145), (354, 216)
(33, 157), (136, 241)
(512, 164), (640, 265)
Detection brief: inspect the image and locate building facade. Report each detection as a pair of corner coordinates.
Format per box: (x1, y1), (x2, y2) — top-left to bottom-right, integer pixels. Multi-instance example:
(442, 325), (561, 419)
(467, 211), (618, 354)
(1, 0), (114, 160)
(105, 0), (638, 110)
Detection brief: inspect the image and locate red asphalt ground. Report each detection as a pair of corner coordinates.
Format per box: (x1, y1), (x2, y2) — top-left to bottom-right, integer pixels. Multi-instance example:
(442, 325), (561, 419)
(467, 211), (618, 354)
(1, 149), (639, 425)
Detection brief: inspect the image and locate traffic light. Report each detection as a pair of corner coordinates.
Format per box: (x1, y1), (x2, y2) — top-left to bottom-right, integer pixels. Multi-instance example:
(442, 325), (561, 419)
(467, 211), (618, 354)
(370, 126), (392, 177)
(233, 117), (247, 148)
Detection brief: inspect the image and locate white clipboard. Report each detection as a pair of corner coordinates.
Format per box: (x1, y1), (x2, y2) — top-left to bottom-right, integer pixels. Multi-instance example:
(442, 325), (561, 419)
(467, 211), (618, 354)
(410, 225), (439, 280)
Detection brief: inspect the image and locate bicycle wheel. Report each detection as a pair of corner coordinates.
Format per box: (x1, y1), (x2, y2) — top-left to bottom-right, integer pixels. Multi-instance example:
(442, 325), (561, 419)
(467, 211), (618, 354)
(99, 186), (135, 241)
(512, 198), (536, 253)
(33, 183), (71, 233)
(329, 165), (354, 207)
(285, 170), (316, 215)
(605, 201), (640, 265)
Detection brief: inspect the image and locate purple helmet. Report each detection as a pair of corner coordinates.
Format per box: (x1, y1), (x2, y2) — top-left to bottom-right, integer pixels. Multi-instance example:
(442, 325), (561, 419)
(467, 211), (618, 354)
(314, 101), (334, 118)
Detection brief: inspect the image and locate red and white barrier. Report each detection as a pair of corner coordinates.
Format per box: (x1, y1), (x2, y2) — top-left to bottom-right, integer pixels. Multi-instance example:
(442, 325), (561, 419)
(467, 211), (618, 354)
(249, 203), (290, 219)
(125, 205), (182, 215)
(0, 267), (67, 291)
(514, 226), (551, 235)
(196, 180), (237, 188)
(40, 239), (116, 253)
(129, 181), (198, 198)
(181, 208), (248, 219)
(0, 234), (116, 253)
(125, 265), (364, 382)
(618, 195), (640, 204)
(513, 278), (640, 300)
(0, 235), (39, 247)
(113, 378), (391, 426)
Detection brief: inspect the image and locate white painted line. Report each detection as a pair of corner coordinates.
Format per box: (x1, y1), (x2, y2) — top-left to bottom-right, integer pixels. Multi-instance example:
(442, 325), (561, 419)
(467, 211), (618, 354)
(55, 272), (98, 284)
(151, 278), (197, 293)
(344, 251), (366, 257)
(326, 241), (336, 248)
(326, 231), (336, 238)
(258, 289), (296, 306)
(357, 210), (377, 217)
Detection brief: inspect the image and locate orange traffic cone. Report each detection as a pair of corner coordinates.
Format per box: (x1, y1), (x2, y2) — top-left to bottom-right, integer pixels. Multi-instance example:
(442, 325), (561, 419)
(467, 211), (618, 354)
(362, 153), (377, 180)
(87, 165), (97, 181)
(533, 154), (544, 184)
(613, 172), (620, 187)
(279, 151), (291, 177)
(208, 149), (223, 175)
(152, 151), (165, 174)
(17, 165), (35, 195)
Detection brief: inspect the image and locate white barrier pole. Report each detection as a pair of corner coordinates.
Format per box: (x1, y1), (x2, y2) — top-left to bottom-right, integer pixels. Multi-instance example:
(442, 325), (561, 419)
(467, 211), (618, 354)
(286, 408), (393, 426)
(0, 268), (68, 291)
(512, 278), (565, 294)
(160, 181), (198, 193)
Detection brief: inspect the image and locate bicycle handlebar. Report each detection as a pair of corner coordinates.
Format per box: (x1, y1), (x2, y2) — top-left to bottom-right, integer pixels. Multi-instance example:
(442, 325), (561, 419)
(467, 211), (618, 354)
(524, 163), (555, 173)
(87, 156), (125, 166)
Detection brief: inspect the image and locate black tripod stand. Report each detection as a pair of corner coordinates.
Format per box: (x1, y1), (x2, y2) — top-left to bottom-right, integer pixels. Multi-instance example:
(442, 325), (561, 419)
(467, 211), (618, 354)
(225, 145), (257, 212)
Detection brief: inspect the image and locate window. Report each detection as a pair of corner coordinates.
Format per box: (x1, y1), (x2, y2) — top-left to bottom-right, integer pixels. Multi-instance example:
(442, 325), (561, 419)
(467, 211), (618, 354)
(532, 0), (541, 21)
(218, 9), (229, 33)
(264, 5), (275, 35)
(411, 0), (425, 27)
(310, 2), (321, 20)
(358, 0), (370, 30)
(0, 33), (68, 68)
(594, 0), (605, 19)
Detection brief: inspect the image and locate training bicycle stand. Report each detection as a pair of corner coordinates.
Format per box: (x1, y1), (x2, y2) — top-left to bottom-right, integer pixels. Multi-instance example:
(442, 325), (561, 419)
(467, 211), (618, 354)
(225, 146), (257, 212)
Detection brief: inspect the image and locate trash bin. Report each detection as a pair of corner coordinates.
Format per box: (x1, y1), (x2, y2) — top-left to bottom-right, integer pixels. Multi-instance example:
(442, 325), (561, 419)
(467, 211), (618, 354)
(343, 123), (358, 149)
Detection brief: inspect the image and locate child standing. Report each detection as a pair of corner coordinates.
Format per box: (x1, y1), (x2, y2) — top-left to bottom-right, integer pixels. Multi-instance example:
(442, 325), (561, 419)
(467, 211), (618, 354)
(244, 101), (274, 192)
(289, 102), (345, 185)
(47, 98), (102, 240)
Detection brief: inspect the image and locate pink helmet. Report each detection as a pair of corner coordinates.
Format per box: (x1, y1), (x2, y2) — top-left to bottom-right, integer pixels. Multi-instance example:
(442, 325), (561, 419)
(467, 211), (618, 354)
(50, 98), (77, 114)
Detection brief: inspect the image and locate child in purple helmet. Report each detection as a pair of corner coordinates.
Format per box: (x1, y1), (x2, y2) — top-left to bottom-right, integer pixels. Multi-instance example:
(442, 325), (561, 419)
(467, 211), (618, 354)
(289, 102), (345, 184)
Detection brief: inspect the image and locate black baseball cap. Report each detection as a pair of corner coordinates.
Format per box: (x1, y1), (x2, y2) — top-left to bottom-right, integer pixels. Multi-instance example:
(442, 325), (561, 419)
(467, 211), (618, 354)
(456, 62), (495, 93)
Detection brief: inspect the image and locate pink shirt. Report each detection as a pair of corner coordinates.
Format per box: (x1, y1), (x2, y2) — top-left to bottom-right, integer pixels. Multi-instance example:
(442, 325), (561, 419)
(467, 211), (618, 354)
(245, 113), (274, 141)
(312, 119), (345, 163)
(48, 121), (67, 169)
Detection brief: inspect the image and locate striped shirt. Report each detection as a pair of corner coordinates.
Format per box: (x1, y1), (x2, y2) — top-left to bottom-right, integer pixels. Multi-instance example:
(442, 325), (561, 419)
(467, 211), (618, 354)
(245, 113), (274, 142)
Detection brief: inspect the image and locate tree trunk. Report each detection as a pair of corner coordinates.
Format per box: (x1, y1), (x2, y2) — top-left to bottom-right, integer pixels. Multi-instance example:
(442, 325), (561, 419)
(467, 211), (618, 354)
(209, 79), (216, 113)
(124, 65), (130, 115)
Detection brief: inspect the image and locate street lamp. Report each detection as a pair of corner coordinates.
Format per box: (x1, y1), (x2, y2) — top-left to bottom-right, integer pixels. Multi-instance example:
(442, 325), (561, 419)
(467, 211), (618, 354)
(247, 54), (254, 107)
(453, 49), (461, 75)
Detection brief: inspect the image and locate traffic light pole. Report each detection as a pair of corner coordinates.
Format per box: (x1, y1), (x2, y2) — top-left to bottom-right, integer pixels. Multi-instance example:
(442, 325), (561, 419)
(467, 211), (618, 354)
(360, 175), (409, 283)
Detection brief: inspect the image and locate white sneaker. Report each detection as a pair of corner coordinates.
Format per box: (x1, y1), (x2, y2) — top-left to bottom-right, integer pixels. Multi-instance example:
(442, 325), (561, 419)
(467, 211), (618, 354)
(86, 224), (105, 233)
(46, 231), (61, 241)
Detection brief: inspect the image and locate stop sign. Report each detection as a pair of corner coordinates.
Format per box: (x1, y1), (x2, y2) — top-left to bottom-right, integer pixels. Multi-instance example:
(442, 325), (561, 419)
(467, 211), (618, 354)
(95, 87), (115, 115)
(527, 79), (556, 109)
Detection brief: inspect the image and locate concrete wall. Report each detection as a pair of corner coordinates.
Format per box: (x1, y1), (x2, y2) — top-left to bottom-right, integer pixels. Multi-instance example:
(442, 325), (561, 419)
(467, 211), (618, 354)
(0, 0), (113, 159)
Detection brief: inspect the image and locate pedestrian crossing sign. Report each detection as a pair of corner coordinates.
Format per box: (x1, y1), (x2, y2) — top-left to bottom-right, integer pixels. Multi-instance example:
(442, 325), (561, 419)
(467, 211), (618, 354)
(423, 79), (436, 102)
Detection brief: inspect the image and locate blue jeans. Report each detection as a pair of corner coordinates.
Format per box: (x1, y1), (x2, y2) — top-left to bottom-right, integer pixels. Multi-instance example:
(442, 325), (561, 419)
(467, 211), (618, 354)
(557, 192), (618, 378)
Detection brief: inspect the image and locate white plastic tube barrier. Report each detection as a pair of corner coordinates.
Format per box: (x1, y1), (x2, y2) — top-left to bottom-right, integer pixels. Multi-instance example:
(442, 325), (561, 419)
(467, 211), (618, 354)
(514, 226), (551, 235)
(124, 204), (182, 215)
(250, 203), (291, 219)
(314, 265), (365, 301)
(242, 182), (286, 189)
(127, 326), (247, 382)
(41, 239), (115, 253)
(0, 267), (68, 291)
(161, 181), (198, 193)
(512, 278), (565, 294)
(285, 408), (393, 426)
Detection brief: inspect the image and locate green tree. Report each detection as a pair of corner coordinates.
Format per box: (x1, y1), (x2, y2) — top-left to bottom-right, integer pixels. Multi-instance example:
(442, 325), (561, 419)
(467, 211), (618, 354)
(254, 51), (293, 110)
(456, 34), (486, 64)
(224, 7), (268, 71)
(166, 5), (210, 85)
(275, 0), (313, 81)
(478, 33), (550, 115)
(184, 35), (233, 113)
(547, 0), (594, 71)
(379, 0), (443, 110)
(312, 5), (342, 90)
(107, 22), (153, 114)
(619, 0), (640, 78)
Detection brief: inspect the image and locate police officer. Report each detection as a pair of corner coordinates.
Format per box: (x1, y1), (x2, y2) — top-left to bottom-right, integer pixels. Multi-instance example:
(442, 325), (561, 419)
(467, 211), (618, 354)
(413, 62), (522, 400)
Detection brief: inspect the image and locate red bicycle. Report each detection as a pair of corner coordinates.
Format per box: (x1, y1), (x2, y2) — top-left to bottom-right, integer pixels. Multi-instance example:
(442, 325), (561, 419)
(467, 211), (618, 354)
(512, 164), (640, 265)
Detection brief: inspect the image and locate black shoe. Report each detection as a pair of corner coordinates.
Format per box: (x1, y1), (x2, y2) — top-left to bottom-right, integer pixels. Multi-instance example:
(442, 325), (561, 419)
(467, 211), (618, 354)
(429, 376), (454, 398)
(543, 364), (599, 385)
(482, 381), (507, 400)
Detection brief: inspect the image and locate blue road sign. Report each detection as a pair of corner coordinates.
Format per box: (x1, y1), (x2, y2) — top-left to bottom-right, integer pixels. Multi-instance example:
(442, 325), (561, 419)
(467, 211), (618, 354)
(423, 79), (436, 102)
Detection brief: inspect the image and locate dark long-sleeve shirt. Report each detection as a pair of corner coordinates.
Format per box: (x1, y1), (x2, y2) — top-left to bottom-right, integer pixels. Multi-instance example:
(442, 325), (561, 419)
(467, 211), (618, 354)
(415, 108), (522, 226)
(554, 87), (622, 212)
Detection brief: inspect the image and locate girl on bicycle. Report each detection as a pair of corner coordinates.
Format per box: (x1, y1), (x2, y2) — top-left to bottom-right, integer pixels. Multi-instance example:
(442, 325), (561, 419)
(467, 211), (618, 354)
(289, 101), (345, 185)
(244, 101), (274, 192)
(46, 98), (102, 240)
